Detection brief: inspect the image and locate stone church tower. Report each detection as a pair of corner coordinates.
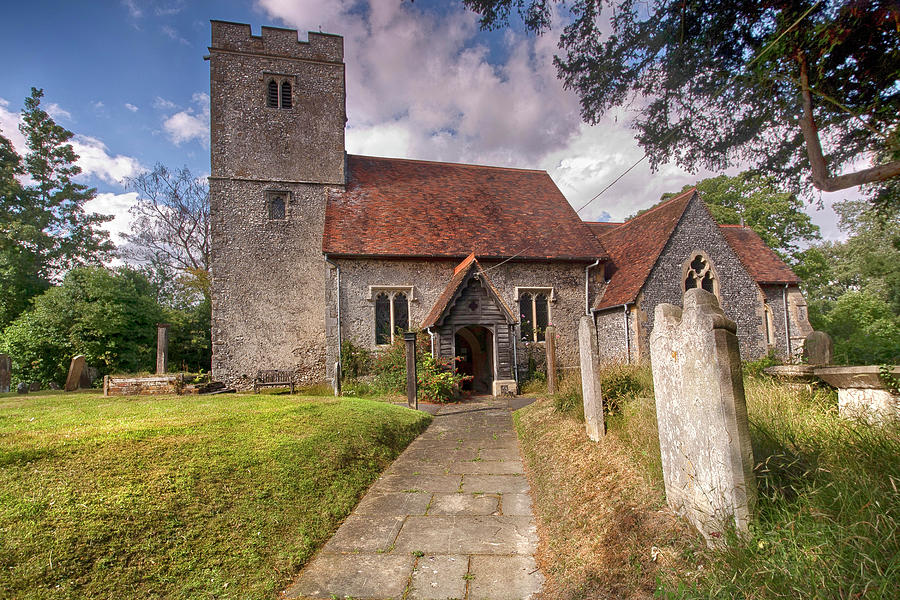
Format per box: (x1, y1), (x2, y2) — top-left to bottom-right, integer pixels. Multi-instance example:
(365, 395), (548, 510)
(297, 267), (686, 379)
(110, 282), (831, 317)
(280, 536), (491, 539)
(208, 21), (346, 386)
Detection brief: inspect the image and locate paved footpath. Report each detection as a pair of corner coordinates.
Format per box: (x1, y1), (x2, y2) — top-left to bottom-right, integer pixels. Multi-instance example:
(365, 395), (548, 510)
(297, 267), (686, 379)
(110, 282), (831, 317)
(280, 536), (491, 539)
(284, 396), (543, 600)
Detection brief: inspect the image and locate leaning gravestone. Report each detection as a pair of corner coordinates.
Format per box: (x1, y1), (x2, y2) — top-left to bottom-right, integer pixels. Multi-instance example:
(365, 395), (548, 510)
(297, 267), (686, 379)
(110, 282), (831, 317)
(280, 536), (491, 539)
(0, 354), (10, 393)
(16, 382), (29, 395)
(803, 330), (833, 365)
(650, 288), (756, 545)
(64, 355), (86, 392)
(578, 315), (605, 440)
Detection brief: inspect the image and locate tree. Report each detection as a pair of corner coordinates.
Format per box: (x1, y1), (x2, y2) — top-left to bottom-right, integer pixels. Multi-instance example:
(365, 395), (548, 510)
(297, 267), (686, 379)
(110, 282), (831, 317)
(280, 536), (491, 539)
(463, 1), (900, 194)
(0, 267), (165, 386)
(661, 172), (820, 262)
(122, 164), (210, 304)
(19, 88), (113, 271)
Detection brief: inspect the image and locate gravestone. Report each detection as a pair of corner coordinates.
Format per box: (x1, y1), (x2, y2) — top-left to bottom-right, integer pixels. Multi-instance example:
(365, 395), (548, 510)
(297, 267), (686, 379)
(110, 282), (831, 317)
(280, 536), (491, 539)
(16, 382), (28, 394)
(404, 331), (417, 409)
(545, 325), (558, 394)
(0, 354), (10, 393)
(29, 382), (41, 392)
(803, 331), (833, 365)
(64, 355), (86, 392)
(650, 288), (756, 545)
(578, 315), (605, 441)
(156, 323), (170, 374)
(333, 361), (342, 397)
(80, 365), (97, 389)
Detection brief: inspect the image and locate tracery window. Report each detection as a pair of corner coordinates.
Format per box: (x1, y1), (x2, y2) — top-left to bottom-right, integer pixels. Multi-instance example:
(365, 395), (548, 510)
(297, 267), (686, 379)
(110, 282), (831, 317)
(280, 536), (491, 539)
(684, 254), (717, 295)
(519, 292), (549, 342)
(375, 291), (409, 345)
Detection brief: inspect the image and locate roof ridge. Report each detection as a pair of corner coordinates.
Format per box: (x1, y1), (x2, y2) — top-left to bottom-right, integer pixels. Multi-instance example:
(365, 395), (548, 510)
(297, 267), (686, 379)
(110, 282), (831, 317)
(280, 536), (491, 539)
(347, 153), (548, 174)
(719, 223), (748, 228)
(585, 221), (624, 225)
(622, 188), (696, 225)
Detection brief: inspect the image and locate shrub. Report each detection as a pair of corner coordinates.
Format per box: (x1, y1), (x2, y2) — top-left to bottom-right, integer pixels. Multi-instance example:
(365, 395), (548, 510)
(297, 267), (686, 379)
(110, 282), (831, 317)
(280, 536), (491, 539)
(340, 339), (372, 378)
(598, 362), (653, 412)
(743, 348), (780, 377)
(371, 333), (468, 402)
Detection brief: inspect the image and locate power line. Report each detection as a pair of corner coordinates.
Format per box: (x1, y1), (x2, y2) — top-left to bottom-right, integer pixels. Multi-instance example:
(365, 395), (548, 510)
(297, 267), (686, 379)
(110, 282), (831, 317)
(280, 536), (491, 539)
(575, 0), (823, 215)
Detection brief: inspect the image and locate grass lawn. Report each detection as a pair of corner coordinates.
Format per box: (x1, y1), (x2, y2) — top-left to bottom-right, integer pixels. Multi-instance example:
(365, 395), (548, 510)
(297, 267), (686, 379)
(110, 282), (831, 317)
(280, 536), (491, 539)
(0, 390), (431, 599)
(516, 371), (900, 599)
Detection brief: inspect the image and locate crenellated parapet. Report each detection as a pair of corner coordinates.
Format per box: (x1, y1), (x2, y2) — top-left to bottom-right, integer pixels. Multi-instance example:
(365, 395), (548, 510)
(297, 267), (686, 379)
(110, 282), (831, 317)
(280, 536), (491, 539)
(210, 20), (343, 63)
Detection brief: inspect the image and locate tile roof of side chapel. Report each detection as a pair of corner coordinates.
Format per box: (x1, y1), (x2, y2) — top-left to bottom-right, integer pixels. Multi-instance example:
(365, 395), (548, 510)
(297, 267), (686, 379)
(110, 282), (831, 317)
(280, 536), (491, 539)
(323, 155), (608, 261)
(586, 189), (801, 311)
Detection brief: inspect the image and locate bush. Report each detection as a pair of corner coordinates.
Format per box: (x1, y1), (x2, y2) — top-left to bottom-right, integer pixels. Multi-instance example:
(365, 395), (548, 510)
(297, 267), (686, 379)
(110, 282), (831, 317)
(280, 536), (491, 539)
(340, 339), (372, 378)
(371, 334), (469, 402)
(743, 348), (780, 377)
(1, 266), (164, 386)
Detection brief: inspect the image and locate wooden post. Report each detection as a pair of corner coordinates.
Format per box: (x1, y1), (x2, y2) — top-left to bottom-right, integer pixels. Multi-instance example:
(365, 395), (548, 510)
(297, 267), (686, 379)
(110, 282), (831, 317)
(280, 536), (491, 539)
(545, 324), (558, 394)
(156, 323), (170, 375)
(404, 331), (418, 410)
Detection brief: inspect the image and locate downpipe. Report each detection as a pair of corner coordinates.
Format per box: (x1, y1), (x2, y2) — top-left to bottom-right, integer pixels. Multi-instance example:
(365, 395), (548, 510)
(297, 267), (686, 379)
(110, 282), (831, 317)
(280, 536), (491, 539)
(585, 259), (601, 315)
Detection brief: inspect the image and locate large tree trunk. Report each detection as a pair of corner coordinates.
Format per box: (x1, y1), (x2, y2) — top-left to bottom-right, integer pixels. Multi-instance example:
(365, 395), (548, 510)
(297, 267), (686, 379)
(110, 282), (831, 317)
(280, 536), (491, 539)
(797, 55), (900, 192)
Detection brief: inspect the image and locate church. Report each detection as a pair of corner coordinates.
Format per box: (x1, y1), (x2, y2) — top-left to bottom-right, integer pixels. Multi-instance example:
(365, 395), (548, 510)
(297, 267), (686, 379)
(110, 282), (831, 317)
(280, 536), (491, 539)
(207, 21), (812, 392)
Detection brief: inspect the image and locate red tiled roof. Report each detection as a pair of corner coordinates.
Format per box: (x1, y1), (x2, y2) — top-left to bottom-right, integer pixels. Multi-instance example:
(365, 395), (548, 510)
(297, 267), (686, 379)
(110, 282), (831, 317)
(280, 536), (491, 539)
(323, 155), (607, 261)
(592, 189), (695, 310)
(719, 225), (800, 284)
(585, 221), (623, 237)
(422, 254), (516, 328)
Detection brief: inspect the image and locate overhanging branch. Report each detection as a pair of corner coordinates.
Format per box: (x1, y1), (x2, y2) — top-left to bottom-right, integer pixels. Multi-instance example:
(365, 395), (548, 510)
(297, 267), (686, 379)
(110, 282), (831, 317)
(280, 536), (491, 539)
(797, 54), (900, 192)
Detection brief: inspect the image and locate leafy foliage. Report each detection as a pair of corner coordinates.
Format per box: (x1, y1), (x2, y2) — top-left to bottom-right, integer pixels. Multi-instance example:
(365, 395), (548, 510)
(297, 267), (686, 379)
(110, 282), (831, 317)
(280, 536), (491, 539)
(810, 291), (899, 365)
(370, 334), (469, 402)
(0, 267), (164, 385)
(340, 339), (373, 379)
(464, 1), (900, 194)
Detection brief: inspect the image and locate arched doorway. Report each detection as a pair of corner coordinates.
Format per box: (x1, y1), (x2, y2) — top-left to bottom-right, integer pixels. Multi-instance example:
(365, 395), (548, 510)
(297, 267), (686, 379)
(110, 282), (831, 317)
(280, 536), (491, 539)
(455, 325), (494, 394)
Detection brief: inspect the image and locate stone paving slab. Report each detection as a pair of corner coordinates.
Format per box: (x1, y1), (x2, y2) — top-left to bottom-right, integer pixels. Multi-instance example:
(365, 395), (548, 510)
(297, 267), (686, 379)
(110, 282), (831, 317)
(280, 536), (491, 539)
(407, 555), (469, 600)
(428, 493), (500, 516)
(285, 553), (415, 599)
(283, 396), (542, 599)
(392, 515), (537, 555)
(468, 555), (544, 600)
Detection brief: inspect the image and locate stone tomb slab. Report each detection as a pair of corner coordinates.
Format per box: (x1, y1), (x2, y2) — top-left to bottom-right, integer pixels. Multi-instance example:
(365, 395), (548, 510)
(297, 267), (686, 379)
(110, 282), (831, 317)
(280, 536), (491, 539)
(407, 554), (469, 600)
(284, 553), (414, 599)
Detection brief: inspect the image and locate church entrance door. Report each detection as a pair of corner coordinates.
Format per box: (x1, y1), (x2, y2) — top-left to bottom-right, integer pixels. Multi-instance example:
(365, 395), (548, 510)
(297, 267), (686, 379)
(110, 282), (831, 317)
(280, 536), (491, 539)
(454, 325), (493, 394)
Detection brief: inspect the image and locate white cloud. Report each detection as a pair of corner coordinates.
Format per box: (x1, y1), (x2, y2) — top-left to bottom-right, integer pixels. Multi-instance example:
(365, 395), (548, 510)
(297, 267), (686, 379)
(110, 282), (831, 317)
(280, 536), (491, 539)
(85, 191), (139, 244)
(46, 102), (72, 120)
(153, 96), (176, 110)
(0, 98), (26, 151)
(125, 103), (139, 112)
(71, 135), (144, 184)
(161, 25), (189, 45)
(122, 0), (142, 19)
(92, 101), (105, 110)
(161, 92), (209, 147)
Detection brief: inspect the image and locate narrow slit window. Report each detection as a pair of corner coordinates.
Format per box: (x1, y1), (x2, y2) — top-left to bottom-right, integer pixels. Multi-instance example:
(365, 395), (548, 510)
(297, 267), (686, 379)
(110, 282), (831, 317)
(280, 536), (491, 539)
(280, 81), (292, 109)
(534, 294), (549, 342)
(266, 79), (279, 108)
(519, 292), (533, 342)
(393, 292), (409, 334)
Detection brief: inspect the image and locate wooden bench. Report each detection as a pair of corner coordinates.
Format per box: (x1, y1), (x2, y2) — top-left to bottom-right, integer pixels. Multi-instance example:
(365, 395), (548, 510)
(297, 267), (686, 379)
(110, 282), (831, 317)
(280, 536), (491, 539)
(253, 370), (295, 394)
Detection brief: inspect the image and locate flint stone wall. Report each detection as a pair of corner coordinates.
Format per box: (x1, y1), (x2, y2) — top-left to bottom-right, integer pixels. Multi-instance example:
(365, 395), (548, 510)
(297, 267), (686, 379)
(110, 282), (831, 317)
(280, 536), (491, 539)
(650, 288), (756, 544)
(326, 258), (596, 381)
(761, 285), (814, 361)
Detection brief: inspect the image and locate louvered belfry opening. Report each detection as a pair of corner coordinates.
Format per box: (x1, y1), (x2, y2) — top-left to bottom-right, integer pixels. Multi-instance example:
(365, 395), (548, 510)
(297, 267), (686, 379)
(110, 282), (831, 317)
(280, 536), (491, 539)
(280, 81), (292, 109)
(266, 79), (278, 108)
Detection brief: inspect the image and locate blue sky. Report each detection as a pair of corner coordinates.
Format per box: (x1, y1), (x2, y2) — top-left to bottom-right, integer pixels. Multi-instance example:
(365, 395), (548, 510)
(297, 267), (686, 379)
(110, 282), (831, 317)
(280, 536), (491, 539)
(0, 0), (852, 246)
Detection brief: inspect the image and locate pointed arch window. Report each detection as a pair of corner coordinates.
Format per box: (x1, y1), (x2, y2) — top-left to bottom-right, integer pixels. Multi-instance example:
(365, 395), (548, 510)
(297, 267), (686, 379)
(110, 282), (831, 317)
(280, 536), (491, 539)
(280, 81), (292, 109)
(375, 291), (409, 345)
(266, 79), (279, 108)
(683, 253), (718, 296)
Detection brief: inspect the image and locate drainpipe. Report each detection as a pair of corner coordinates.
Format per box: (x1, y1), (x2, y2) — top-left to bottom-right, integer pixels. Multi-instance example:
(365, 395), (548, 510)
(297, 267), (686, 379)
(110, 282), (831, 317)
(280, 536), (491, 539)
(622, 304), (631, 365)
(426, 327), (435, 356)
(782, 284), (792, 360)
(323, 254), (342, 372)
(585, 259), (601, 315)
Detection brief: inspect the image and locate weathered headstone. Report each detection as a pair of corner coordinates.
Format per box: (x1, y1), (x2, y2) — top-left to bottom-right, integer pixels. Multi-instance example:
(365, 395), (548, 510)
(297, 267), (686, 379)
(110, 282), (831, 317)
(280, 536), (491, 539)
(578, 315), (605, 441)
(404, 331), (417, 409)
(29, 381), (41, 392)
(545, 324), (558, 394)
(803, 331), (833, 365)
(650, 288), (756, 545)
(16, 382), (28, 394)
(80, 365), (97, 389)
(333, 361), (342, 397)
(64, 355), (86, 392)
(48, 382), (61, 390)
(156, 323), (171, 375)
(0, 354), (10, 393)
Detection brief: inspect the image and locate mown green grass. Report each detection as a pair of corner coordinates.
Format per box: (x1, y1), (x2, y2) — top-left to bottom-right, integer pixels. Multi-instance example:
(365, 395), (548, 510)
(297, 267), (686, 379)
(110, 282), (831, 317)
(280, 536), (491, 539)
(0, 391), (431, 599)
